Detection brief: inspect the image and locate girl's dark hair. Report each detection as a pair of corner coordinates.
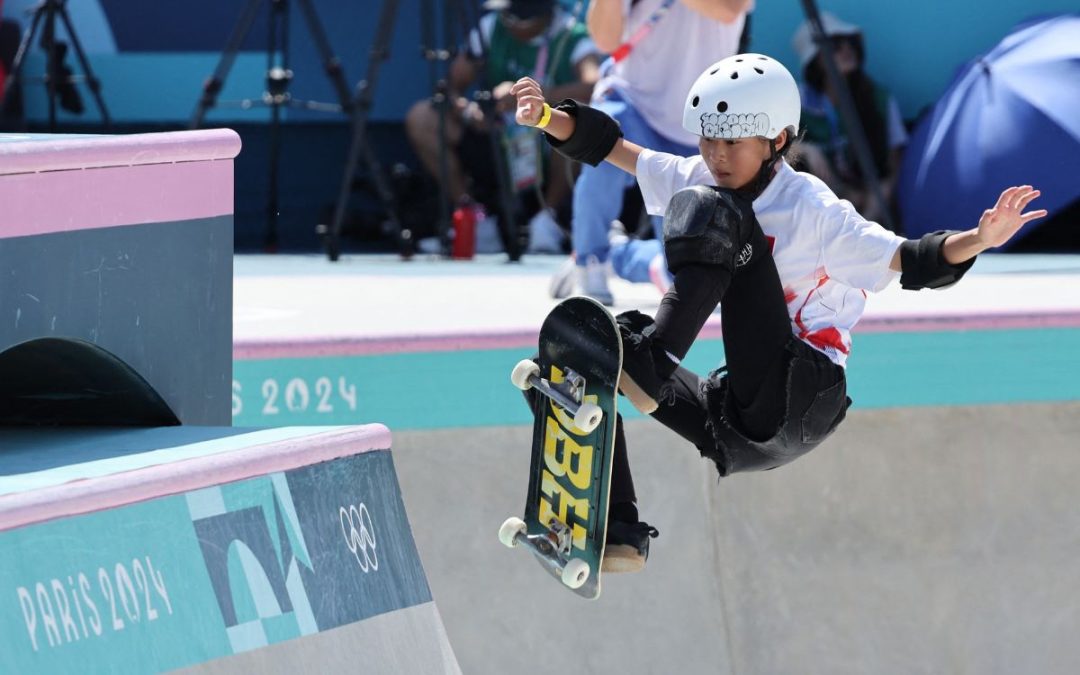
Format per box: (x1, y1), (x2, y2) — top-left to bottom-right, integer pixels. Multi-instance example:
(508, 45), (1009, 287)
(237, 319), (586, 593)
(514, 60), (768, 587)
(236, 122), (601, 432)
(803, 35), (890, 178)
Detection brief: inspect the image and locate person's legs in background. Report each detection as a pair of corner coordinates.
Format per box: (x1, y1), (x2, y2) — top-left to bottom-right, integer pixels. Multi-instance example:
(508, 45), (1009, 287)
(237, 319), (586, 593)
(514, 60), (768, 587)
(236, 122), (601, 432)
(607, 131), (698, 294)
(404, 98), (467, 204)
(405, 99), (508, 253)
(554, 92), (699, 303)
(547, 96), (637, 304)
(526, 149), (575, 254)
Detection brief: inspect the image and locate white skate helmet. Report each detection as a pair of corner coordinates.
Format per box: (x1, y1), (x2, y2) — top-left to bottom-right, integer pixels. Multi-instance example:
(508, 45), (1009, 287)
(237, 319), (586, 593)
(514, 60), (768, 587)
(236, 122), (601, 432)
(681, 53), (800, 142)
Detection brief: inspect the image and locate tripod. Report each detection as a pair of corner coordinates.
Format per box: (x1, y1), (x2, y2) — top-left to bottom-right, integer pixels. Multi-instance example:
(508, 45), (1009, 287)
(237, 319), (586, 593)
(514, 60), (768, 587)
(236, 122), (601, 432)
(320, 0), (523, 262)
(190, 0), (353, 250)
(1, 0), (109, 131)
(798, 0), (894, 231)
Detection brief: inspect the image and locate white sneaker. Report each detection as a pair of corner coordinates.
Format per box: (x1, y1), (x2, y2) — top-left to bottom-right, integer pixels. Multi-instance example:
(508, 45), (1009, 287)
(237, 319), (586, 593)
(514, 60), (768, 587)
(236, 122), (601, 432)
(417, 236), (442, 254)
(549, 256), (577, 299)
(475, 215), (503, 254)
(579, 255), (614, 306)
(526, 208), (565, 254)
(608, 219), (630, 248)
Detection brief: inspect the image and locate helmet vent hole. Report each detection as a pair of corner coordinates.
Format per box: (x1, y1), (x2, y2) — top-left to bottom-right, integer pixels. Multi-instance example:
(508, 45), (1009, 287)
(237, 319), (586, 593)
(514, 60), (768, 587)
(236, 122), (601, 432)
(709, 68), (718, 75)
(730, 71), (739, 80)
(754, 67), (764, 74)
(691, 95), (700, 107)
(717, 101), (728, 113)
(735, 58), (743, 62)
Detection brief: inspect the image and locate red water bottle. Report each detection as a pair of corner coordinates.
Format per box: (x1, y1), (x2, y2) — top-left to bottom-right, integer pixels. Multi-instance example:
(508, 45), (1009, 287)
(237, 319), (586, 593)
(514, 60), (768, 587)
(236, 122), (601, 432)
(451, 198), (477, 260)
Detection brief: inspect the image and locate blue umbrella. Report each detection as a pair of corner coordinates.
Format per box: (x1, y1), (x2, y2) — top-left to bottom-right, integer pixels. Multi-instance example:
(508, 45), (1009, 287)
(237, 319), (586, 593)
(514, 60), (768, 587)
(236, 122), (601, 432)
(897, 14), (1080, 248)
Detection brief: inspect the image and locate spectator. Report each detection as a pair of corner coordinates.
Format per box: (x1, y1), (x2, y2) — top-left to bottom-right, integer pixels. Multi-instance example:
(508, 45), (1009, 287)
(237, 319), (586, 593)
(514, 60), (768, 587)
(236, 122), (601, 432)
(550, 0), (753, 305)
(405, 0), (601, 254)
(790, 11), (907, 223)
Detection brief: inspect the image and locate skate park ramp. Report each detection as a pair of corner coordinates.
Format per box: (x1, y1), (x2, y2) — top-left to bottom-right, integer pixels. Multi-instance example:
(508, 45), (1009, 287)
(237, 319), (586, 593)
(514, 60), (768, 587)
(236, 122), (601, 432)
(1, 130), (237, 425)
(9, 128), (1077, 672)
(0, 425), (459, 674)
(393, 403), (1080, 675)
(231, 253), (1080, 674)
(1, 131), (460, 674)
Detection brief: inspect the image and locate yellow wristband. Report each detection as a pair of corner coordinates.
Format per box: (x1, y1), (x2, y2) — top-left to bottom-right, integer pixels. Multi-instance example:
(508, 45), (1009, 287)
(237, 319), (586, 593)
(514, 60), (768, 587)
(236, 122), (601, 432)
(535, 103), (553, 129)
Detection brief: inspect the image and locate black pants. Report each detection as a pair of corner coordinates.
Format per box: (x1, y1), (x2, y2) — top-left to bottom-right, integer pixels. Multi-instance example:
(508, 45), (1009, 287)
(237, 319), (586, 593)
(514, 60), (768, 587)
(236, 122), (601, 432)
(610, 228), (848, 505)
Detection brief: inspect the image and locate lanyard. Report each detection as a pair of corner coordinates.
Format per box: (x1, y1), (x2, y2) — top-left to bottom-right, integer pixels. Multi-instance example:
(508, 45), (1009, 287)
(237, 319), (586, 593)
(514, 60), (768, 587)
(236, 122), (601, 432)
(610, 0), (678, 63)
(533, 41), (549, 84)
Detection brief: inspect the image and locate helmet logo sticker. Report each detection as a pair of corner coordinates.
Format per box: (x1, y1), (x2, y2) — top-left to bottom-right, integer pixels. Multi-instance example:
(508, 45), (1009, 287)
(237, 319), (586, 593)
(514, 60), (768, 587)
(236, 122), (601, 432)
(699, 112), (770, 139)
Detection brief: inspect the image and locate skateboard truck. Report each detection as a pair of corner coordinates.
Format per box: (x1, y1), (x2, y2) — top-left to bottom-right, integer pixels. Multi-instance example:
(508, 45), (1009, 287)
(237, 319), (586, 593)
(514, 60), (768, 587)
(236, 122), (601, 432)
(504, 359), (599, 589)
(499, 516), (591, 589)
(510, 359), (604, 433)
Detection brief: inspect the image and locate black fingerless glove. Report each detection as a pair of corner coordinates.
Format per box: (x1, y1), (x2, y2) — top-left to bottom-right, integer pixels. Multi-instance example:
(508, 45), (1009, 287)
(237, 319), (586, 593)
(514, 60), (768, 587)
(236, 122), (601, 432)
(545, 99), (623, 166)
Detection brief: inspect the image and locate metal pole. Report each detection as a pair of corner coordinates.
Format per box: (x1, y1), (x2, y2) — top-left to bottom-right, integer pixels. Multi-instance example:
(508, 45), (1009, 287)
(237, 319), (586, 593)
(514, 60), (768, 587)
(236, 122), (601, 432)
(55, 1), (109, 127)
(798, 0), (895, 231)
(321, 0), (405, 261)
(190, 0), (263, 129)
(421, 0), (453, 255)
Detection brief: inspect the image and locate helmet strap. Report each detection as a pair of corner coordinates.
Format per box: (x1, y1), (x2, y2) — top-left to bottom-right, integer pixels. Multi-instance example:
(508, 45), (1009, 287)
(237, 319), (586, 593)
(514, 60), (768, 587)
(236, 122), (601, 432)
(736, 141), (782, 202)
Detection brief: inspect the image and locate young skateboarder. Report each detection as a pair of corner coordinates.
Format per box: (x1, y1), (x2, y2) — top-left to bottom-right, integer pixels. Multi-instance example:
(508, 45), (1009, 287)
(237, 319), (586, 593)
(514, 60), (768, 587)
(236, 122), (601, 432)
(511, 53), (1046, 572)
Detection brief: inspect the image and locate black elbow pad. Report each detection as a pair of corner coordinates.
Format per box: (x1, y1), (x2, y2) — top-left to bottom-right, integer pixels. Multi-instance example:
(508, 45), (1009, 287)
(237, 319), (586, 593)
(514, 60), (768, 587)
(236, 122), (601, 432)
(899, 230), (976, 290)
(545, 99), (623, 166)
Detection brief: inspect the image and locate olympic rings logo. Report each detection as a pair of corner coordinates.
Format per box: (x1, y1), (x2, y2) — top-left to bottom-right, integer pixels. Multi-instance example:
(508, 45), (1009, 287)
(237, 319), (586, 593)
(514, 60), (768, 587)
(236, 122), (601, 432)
(339, 503), (378, 573)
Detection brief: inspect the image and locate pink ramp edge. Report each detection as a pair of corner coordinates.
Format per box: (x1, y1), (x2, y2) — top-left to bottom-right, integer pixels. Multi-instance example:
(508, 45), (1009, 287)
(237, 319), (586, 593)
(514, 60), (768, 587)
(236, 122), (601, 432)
(0, 129), (241, 238)
(0, 424), (391, 533)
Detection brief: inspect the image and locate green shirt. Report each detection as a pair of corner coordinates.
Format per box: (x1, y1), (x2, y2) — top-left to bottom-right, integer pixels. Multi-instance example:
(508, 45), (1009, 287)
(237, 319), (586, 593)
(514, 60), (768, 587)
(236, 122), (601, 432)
(471, 11), (595, 87)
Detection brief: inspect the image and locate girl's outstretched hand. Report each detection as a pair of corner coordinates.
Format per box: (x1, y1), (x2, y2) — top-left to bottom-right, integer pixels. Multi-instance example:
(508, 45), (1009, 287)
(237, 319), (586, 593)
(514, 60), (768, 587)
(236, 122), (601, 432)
(510, 77), (546, 127)
(976, 186), (1047, 249)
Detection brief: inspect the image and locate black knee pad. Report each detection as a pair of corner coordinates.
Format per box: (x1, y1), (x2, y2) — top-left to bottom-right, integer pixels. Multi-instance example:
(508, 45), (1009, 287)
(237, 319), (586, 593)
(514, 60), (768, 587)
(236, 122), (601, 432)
(662, 186), (758, 274)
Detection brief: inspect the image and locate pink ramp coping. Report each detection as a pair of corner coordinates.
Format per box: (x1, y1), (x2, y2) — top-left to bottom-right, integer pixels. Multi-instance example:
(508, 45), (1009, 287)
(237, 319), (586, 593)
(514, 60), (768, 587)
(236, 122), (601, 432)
(0, 424), (391, 533)
(0, 128), (241, 237)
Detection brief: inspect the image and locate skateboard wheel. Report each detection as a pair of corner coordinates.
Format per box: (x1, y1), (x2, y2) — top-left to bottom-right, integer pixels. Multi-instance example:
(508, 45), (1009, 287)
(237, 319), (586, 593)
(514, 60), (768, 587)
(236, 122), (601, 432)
(573, 402), (603, 433)
(498, 517), (527, 548)
(561, 558), (590, 589)
(510, 359), (540, 391)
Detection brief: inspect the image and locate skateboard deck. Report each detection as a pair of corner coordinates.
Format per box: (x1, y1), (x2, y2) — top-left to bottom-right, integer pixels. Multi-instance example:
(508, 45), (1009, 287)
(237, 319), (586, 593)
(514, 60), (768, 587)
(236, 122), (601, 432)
(499, 296), (622, 600)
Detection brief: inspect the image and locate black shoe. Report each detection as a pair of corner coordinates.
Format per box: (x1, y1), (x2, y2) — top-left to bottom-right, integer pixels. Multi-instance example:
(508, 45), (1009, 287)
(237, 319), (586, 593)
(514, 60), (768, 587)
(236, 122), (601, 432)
(616, 311), (677, 414)
(602, 518), (659, 574)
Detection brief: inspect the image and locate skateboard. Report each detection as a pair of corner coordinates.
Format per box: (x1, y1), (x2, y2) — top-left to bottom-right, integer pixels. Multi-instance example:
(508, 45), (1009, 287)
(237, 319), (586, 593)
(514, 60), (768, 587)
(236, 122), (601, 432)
(498, 296), (622, 600)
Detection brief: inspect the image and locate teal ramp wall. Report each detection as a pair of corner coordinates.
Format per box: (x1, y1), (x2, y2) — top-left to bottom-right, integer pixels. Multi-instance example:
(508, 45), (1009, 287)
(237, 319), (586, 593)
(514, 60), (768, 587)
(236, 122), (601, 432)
(232, 326), (1080, 429)
(0, 426), (458, 674)
(0, 130), (240, 425)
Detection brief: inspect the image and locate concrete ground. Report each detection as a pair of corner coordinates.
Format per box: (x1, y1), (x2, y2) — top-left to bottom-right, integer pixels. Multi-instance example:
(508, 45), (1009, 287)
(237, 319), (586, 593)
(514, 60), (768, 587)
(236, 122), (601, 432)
(392, 402), (1080, 675)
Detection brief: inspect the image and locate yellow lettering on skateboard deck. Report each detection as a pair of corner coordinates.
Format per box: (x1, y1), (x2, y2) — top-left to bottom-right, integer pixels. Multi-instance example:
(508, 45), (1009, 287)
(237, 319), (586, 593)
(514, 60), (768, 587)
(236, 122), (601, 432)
(543, 417), (594, 490)
(537, 365), (597, 551)
(539, 470), (589, 550)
